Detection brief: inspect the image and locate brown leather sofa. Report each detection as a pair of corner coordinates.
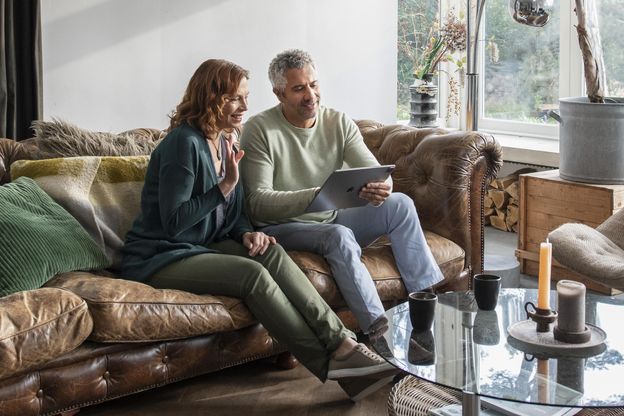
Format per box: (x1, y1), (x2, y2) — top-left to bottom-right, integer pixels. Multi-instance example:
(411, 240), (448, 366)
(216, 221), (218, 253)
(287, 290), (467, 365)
(0, 120), (502, 416)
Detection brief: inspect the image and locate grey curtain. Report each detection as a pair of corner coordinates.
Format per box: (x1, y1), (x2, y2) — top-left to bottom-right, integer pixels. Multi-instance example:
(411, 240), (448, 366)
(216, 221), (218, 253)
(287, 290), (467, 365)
(0, 0), (42, 141)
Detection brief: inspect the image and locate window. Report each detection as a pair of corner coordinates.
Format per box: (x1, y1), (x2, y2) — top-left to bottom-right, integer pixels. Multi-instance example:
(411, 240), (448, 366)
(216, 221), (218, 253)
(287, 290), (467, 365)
(598, 0), (624, 97)
(397, 0), (623, 139)
(481, 0), (560, 135)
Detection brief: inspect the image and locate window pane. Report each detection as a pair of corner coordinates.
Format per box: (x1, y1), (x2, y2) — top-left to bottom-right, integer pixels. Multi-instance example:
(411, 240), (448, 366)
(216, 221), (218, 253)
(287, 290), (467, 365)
(397, 0), (439, 120)
(483, 1), (560, 124)
(597, 0), (624, 97)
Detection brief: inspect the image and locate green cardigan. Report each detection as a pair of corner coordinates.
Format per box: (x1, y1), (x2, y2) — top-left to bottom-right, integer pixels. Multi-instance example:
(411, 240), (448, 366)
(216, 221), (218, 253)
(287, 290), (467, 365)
(121, 124), (253, 281)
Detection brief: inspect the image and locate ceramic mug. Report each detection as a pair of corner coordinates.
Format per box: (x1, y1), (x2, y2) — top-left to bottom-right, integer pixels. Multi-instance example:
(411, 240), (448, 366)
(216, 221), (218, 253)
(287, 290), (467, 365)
(473, 274), (501, 311)
(408, 291), (437, 332)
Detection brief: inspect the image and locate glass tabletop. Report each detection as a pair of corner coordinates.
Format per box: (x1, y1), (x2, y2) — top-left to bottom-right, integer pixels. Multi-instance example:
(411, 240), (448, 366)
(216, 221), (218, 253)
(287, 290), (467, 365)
(371, 288), (624, 409)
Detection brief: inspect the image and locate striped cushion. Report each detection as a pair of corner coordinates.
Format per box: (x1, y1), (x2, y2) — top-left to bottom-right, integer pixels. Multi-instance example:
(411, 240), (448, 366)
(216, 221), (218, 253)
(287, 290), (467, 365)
(0, 177), (110, 297)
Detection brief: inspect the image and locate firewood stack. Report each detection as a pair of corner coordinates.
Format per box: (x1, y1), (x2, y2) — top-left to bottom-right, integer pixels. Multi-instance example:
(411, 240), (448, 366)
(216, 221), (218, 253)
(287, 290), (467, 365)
(485, 168), (537, 232)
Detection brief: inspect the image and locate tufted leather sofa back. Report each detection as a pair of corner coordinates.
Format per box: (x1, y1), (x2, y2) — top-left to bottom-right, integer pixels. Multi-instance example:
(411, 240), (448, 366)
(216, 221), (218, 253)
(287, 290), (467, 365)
(0, 121), (502, 275)
(355, 120), (502, 274)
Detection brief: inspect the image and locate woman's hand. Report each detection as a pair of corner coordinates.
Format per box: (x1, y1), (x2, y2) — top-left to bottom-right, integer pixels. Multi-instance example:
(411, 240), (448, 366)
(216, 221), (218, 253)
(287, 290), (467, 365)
(218, 133), (245, 197)
(242, 232), (277, 257)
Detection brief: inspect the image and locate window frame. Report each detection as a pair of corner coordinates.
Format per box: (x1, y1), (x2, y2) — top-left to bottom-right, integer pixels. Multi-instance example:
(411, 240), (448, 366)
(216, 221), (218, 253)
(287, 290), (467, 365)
(439, 0), (584, 140)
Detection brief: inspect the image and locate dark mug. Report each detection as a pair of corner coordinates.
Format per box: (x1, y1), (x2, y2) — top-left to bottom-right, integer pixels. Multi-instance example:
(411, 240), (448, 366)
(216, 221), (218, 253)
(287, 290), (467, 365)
(408, 291), (437, 332)
(408, 329), (435, 365)
(473, 274), (501, 311)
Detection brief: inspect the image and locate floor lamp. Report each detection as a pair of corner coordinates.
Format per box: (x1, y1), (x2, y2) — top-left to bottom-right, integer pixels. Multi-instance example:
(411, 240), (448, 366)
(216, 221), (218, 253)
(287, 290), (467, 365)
(465, 0), (554, 131)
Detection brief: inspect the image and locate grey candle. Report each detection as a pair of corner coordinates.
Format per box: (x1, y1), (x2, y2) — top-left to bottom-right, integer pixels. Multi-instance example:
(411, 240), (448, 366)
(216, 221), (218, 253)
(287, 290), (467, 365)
(556, 280), (586, 333)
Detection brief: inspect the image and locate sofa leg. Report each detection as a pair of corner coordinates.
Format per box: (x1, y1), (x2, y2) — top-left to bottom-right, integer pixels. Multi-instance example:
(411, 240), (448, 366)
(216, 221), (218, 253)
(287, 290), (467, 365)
(275, 352), (299, 370)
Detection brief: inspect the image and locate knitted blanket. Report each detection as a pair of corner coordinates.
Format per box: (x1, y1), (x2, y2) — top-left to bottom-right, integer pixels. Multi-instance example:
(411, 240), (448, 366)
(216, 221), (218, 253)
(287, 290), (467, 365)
(11, 156), (149, 269)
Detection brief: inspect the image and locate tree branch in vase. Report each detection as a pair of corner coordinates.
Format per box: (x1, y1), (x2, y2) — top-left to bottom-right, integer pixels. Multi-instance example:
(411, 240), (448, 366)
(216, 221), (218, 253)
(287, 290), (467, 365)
(574, 0), (607, 103)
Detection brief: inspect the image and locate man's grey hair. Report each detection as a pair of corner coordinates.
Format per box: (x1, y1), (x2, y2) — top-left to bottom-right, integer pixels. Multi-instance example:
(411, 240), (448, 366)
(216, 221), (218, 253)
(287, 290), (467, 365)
(268, 49), (316, 92)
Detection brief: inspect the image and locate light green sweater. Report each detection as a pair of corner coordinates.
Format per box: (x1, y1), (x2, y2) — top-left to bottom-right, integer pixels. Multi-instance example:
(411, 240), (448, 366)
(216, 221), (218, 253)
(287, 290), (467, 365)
(240, 105), (379, 226)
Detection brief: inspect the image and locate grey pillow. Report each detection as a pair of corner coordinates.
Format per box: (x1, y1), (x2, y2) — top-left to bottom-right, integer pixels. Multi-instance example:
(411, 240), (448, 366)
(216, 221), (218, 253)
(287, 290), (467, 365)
(31, 118), (163, 158)
(549, 223), (624, 289)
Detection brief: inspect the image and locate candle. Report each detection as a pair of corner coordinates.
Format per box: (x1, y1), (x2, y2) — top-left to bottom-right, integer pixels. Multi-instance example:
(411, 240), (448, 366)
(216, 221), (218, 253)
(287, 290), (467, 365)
(537, 358), (550, 402)
(556, 280), (586, 333)
(537, 239), (552, 309)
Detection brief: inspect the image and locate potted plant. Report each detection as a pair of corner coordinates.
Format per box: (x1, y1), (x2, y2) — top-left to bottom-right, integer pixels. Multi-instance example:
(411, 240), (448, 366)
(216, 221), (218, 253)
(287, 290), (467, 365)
(554, 0), (624, 184)
(398, 9), (466, 127)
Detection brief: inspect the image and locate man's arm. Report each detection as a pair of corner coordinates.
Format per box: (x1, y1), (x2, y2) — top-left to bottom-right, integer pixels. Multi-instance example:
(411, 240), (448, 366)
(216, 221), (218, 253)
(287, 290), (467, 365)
(342, 116), (393, 203)
(240, 122), (318, 223)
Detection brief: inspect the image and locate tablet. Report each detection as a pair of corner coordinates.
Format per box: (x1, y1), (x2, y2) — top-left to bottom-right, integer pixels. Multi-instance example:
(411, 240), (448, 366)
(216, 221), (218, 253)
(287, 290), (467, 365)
(304, 165), (395, 213)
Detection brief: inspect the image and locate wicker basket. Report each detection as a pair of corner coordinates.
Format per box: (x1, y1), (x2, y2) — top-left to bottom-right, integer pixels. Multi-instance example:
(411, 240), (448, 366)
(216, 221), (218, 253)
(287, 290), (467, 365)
(387, 376), (624, 416)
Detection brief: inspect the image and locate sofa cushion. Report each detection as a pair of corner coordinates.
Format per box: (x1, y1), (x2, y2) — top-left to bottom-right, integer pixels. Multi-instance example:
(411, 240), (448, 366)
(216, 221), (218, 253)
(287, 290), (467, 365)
(288, 230), (464, 308)
(550, 223), (624, 290)
(0, 177), (111, 297)
(0, 287), (93, 380)
(11, 155), (149, 269)
(46, 272), (256, 342)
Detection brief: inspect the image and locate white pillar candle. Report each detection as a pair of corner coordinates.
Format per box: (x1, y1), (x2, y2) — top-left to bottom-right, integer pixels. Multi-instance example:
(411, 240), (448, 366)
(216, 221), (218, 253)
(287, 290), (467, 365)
(556, 280), (586, 333)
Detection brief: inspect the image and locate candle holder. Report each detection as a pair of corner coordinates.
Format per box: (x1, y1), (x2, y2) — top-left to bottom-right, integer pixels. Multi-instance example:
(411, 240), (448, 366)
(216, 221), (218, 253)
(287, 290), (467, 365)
(525, 301), (557, 333)
(508, 296), (607, 358)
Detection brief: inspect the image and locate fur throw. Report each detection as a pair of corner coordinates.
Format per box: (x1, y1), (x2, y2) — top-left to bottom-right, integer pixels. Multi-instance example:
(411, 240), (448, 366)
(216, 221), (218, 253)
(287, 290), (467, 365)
(31, 118), (164, 159)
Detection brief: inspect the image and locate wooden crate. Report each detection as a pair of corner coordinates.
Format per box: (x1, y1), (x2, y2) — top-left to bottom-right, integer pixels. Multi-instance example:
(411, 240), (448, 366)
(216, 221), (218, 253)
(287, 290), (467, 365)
(516, 169), (624, 295)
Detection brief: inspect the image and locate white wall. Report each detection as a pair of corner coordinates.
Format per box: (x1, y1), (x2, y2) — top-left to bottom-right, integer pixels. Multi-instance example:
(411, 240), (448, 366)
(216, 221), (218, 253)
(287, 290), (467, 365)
(41, 0), (397, 132)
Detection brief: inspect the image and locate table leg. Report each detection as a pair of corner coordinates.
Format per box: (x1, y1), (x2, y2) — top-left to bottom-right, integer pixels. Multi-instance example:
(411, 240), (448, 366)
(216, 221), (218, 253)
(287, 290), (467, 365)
(462, 391), (480, 416)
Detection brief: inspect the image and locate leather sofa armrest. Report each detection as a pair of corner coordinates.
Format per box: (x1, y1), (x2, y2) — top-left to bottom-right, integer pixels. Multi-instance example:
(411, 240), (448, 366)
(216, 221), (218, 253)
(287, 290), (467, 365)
(357, 121), (503, 277)
(0, 138), (37, 185)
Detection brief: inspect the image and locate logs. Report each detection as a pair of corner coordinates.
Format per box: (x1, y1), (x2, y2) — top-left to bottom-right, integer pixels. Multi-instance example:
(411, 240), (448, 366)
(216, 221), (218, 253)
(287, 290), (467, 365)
(485, 168), (536, 232)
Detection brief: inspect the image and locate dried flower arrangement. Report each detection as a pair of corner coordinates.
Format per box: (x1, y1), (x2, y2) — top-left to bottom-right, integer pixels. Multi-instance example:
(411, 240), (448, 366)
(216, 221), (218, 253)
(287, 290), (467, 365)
(398, 9), (467, 121)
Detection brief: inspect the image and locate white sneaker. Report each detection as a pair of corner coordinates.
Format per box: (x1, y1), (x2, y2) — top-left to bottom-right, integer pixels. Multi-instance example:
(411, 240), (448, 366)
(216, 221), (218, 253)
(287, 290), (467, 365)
(328, 343), (398, 379)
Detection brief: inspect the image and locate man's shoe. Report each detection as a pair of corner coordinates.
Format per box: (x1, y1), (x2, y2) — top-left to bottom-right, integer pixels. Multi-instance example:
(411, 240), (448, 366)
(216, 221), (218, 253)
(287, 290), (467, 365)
(338, 375), (395, 402)
(328, 343), (397, 379)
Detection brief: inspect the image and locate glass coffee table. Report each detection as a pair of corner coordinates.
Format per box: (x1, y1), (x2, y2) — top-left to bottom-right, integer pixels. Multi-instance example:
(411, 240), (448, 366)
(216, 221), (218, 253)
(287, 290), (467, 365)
(371, 289), (624, 416)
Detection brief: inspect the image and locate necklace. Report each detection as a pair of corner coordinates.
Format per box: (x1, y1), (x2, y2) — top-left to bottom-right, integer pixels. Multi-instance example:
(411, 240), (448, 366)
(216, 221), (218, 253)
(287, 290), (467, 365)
(208, 138), (221, 161)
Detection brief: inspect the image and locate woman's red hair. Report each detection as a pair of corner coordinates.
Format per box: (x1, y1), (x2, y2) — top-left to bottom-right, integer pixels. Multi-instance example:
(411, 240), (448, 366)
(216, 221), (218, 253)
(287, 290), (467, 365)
(169, 59), (249, 137)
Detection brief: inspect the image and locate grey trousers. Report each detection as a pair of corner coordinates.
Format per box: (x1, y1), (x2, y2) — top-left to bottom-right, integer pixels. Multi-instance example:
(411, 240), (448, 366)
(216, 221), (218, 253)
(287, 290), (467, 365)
(148, 240), (354, 381)
(262, 192), (444, 332)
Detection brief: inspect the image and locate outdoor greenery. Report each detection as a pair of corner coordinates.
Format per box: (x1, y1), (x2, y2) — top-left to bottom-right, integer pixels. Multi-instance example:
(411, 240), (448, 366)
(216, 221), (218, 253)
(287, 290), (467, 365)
(483, 0), (560, 123)
(598, 0), (624, 97)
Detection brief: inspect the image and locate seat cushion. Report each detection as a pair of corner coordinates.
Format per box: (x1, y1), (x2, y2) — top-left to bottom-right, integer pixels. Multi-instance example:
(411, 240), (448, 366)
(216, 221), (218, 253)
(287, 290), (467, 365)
(549, 223), (624, 290)
(0, 177), (111, 297)
(46, 272), (256, 343)
(0, 288), (93, 380)
(288, 231), (465, 308)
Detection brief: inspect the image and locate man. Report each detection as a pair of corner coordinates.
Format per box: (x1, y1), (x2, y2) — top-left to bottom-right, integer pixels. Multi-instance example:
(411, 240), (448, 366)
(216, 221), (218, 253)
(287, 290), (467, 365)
(240, 49), (444, 339)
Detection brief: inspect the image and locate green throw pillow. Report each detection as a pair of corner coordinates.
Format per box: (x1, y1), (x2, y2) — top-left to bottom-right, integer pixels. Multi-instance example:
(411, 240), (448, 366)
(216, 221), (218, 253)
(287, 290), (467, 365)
(0, 177), (111, 297)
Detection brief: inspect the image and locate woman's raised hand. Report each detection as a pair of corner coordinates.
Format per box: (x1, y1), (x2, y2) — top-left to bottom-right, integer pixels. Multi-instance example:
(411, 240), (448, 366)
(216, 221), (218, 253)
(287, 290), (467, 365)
(218, 133), (245, 197)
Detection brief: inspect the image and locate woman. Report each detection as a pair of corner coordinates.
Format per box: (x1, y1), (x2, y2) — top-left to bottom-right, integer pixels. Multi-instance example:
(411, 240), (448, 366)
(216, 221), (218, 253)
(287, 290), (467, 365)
(120, 59), (396, 401)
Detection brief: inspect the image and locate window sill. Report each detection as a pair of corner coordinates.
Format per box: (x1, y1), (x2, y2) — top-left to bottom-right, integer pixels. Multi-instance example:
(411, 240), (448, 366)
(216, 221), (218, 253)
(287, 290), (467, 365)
(491, 132), (559, 168)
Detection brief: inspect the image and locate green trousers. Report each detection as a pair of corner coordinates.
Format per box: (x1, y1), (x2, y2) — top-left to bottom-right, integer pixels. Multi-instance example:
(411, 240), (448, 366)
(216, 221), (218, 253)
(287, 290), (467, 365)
(148, 240), (355, 380)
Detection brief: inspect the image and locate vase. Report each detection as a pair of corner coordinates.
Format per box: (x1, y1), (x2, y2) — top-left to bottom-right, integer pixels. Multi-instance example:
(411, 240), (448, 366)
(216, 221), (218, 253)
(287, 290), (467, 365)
(551, 97), (624, 184)
(408, 73), (438, 128)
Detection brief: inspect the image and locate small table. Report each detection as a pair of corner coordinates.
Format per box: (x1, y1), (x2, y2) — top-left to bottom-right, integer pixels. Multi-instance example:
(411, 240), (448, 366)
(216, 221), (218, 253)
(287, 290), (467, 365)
(371, 289), (624, 416)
